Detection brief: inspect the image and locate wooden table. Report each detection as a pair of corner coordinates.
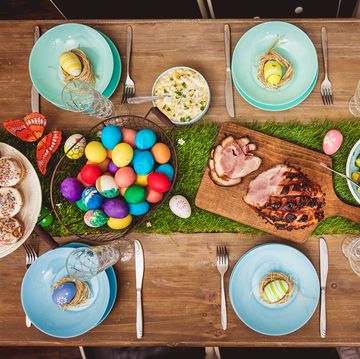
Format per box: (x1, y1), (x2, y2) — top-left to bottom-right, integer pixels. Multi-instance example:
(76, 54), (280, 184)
(0, 19), (359, 347)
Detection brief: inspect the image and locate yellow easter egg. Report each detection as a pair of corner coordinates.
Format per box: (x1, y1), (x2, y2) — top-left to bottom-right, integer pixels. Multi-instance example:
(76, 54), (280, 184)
(264, 60), (282, 85)
(59, 51), (82, 77)
(135, 173), (150, 187)
(85, 141), (107, 163)
(107, 215), (132, 230)
(64, 134), (86, 160)
(112, 143), (133, 167)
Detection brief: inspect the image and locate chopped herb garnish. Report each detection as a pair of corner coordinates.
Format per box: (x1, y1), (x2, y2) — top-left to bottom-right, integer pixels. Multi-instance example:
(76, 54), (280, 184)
(200, 105), (205, 111)
(182, 82), (187, 88)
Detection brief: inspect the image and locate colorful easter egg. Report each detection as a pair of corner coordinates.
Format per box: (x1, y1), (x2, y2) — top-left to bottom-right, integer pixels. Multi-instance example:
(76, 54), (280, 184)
(76, 198), (89, 211)
(135, 128), (157, 150)
(96, 175), (119, 198)
(124, 185), (146, 204)
(263, 279), (289, 304)
(84, 209), (108, 228)
(52, 282), (77, 306)
(121, 128), (137, 148)
(169, 195), (191, 219)
(103, 198), (129, 219)
(107, 160), (119, 175)
(133, 151), (154, 175)
(60, 178), (83, 202)
(82, 187), (104, 209)
(135, 173), (149, 187)
(77, 172), (91, 187)
(129, 201), (150, 216)
(107, 215), (132, 230)
(101, 125), (122, 150)
(59, 51), (82, 77)
(323, 129), (343, 155)
(146, 188), (163, 203)
(115, 167), (136, 188)
(85, 141), (107, 163)
(80, 164), (102, 185)
(64, 134), (86, 160)
(38, 207), (54, 228)
(264, 60), (282, 85)
(112, 143), (134, 167)
(155, 163), (174, 181)
(151, 143), (171, 164)
(130, 149), (141, 166)
(148, 172), (171, 193)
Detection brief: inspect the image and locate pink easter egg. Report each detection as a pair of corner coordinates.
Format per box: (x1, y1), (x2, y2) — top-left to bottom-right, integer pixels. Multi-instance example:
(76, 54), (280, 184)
(121, 128), (137, 148)
(323, 129), (343, 155)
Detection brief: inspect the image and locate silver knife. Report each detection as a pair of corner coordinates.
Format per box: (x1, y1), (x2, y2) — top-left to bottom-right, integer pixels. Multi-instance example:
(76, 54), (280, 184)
(31, 26), (40, 113)
(320, 237), (329, 338)
(135, 240), (144, 339)
(224, 24), (235, 118)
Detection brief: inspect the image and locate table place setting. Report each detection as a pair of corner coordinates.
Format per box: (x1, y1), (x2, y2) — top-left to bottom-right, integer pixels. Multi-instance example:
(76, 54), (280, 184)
(0, 18), (359, 345)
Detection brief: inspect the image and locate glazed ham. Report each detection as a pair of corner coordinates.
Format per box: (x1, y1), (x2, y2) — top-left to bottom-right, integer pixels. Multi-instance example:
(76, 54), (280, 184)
(209, 135), (262, 186)
(244, 164), (325, 230)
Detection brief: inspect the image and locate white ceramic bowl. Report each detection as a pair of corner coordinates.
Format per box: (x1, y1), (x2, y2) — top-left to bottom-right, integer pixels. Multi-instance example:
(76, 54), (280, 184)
(346, 138), (360, 205)
(152, 66), (211, 126)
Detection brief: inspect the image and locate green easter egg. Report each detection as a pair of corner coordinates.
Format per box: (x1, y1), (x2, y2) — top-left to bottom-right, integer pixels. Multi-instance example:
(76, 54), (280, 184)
(264, 60), (282, 85)
(76, 199), (89, 211)
(124, 185), (146, 204)
(38, 207), (54, 228)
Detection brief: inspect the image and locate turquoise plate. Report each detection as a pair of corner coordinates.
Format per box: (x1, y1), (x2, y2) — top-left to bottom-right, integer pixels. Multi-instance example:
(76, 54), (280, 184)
(29, 23), (114, 109)
(63, 242), (117, 325)
(346, 139), (360, 205)
(229, 243), (320, 336)
(99, 32), (121, 99)
(233, 70), (318, 111)
(21, 247), (110, 338)
(232, 21), (318, 107)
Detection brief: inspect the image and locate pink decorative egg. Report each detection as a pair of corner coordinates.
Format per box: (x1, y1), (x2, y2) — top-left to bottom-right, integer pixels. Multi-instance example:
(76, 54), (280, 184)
(121, 128), (137, 148)
(323, 130), (343, 155)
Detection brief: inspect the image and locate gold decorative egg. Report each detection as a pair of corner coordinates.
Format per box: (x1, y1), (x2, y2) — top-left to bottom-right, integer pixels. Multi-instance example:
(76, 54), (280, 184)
(59, 51), (82, 77)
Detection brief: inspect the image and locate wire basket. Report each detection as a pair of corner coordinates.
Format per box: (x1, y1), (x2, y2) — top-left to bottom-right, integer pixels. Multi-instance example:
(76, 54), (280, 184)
(50, 108), (178, 244)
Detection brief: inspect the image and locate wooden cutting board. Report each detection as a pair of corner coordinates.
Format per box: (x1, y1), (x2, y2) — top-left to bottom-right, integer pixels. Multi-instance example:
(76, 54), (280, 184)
(195, 122), (360, 243)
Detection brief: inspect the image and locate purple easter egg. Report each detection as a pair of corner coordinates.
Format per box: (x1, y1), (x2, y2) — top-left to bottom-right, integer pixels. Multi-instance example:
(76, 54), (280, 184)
(60, 178), (83, 202)
(103, 198), (129, 219)
(107, 160), (119, 175)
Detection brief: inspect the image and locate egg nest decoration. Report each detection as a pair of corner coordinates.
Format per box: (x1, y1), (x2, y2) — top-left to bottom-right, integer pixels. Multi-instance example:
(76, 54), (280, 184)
(259, 272), (294, 305)
(257, 47), (293, 89)
(60, 49), (95, 85)
(52, 277), (89, 309)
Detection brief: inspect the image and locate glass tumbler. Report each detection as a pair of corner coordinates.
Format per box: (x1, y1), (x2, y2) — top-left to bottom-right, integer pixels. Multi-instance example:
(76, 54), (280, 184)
(342, 237), (360, 276)
(62, 80), (115, 119)
(349, 80), (360, 117)
(66, 240), (134, 281)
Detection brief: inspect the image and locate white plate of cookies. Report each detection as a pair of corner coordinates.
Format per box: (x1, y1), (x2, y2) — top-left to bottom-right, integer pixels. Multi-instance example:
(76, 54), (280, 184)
(0, 143), (42, 258)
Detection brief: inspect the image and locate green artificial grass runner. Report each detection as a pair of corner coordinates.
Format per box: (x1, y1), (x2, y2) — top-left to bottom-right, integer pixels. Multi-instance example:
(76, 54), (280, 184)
(1, 119), (359, 237)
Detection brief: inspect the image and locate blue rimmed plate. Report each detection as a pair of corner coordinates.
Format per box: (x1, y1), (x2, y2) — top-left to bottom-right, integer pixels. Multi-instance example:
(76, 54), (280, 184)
(21, 247), (110, 338)
(346, 139), (360, 205)
(63, 242), (117, 325)
(229, 243), (319, 336)
(29, 23), (114, 109)
(232, 21), (318, 107)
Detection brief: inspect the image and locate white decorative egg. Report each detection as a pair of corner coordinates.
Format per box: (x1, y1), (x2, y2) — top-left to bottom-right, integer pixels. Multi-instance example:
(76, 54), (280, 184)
(96, 175), (119, 198)
(323, 129), (343, 155)
(59, 51), (82, 77)
(169, 195), (191, 219)
(263, 279), (289, 304)
(64, 134), (87, 160)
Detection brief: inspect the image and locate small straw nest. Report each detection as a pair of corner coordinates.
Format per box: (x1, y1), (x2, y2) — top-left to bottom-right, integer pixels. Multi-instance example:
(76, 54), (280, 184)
(52, 277), (89, 309)
(259, 272), (294, 304)
(257, 49), (293, 89)
(62, 49), (96, 85)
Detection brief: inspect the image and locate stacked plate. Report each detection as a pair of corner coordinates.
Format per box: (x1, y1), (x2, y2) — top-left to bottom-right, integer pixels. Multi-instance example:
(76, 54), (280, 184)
(231, 21), (318, 111)
(29, 23), (121, 109)
(21, 243), (117, 338)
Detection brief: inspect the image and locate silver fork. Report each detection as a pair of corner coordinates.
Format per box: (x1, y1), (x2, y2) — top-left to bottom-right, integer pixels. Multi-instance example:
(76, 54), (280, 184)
(121, 26), (135, 104)
(23, 242), (39, 327)
(320, 27), (333, 105)
(216, 245), (229, 331)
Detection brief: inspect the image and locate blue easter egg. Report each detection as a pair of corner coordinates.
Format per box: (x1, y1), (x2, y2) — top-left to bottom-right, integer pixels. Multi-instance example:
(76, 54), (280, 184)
(129, 201), (150, 216)
(82, 187), (104, 209)
(135, 129), (157, 150)
(130, 149), (141, 166)
(101, 125), (122, 150)
(52, 282), (77, 306)
(155, 163), (174, 181)
(133, 151), (155, 175)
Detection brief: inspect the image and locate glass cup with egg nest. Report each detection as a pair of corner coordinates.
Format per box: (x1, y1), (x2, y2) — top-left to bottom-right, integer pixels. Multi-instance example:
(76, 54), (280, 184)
(152, 66), (211, 126)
